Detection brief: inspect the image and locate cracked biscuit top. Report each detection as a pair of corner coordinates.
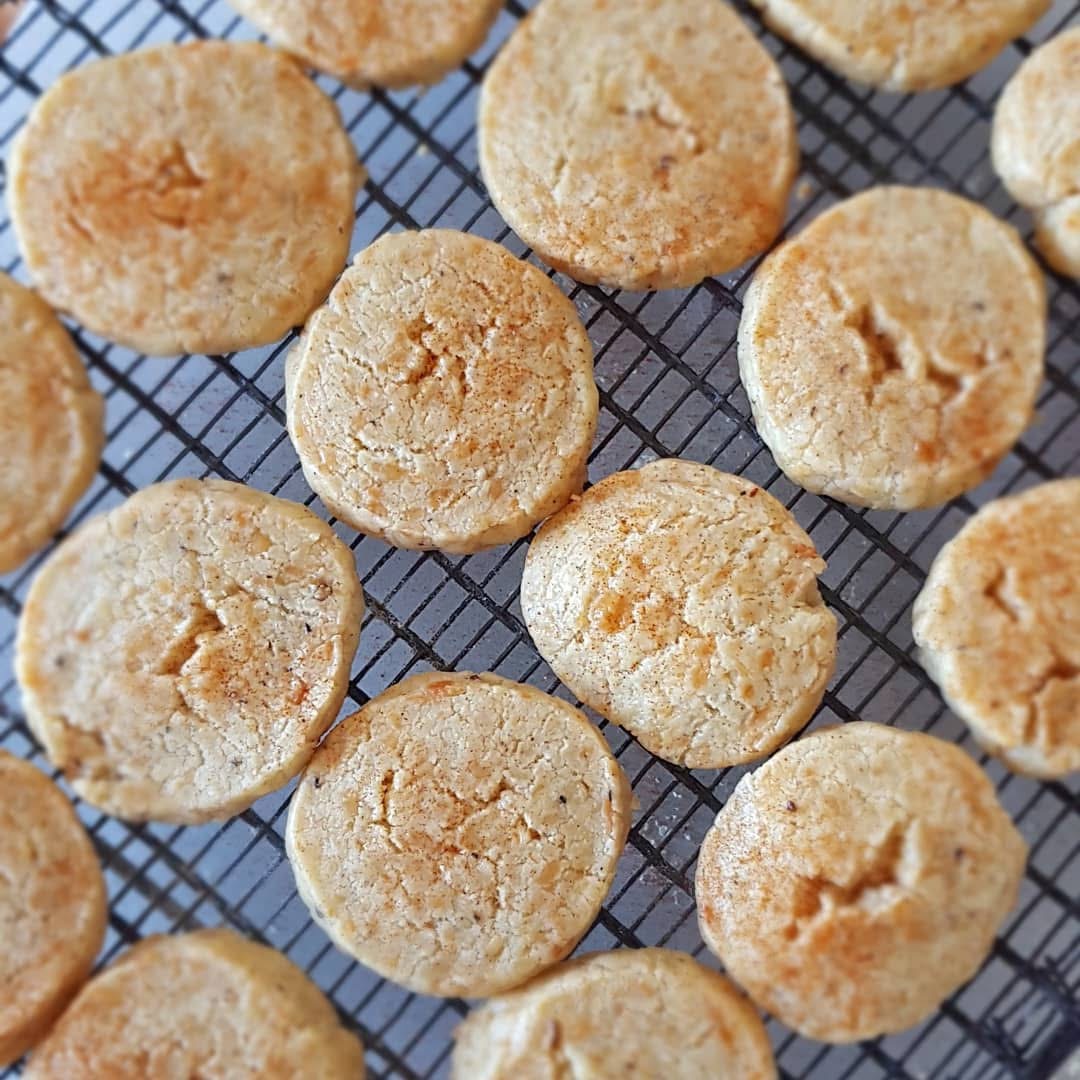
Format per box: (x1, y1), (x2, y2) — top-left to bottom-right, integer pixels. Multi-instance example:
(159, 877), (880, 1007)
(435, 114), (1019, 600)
(286, 229), (598, 554)
(992, 27), (1080, 278)
(285, 671), (631, 998)
(738, 186), (1046, 510)
(8, 41), (360, 356)
(452, 948), (777, 1080)
(913, 478), (1080, 778)
(24, 930), (366, 1079)
(746, 0), (1049, 92)
(226, 0), (503, 90)
(521, 459), (837, 769)
(15, 478), (364, 824)
(478, 0), (797, 291)
(696, 722), (1028, 1043)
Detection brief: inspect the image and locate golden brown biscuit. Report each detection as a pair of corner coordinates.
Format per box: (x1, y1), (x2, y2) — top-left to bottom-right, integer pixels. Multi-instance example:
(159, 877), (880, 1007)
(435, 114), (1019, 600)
(521, 460), (836, 768)
(24, 929), (365, 1079)
(992, 28), (1080, 278)
(479, 0), (797, 291)
(286, 230), (597, 553)
(748, 0), (1049, 91)
(696, 722), (1028, 1043)
(0, 752), (107, 1067)
(287, 672), (631, 997)
(913, 479), (1080, 778)
(452, 948), (777, 1080)
(0, 273), (103, 574)
(16, 478), (363, 824)
(227, 0), (502, 88)
(739, 186), (1046, 509)
(9, 41), (360, 356)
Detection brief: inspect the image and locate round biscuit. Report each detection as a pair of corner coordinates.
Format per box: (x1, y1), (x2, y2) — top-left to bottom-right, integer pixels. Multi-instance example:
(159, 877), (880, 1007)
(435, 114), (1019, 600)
(520, 459), (836, 769)
(0, 752), (107, 1068)
(478, 0), (797, 291)
(16, 478), (364, 824)
(24, 929), (365, 1078)
(452, 948), (776, 1080)
(738, 186), (1046, 510)
(992, 27), (1080, 278)
(286, 229), (598, 553)
(227, 0), (502, 89)
(8, 41), (360, 356)
(286, 671), (631, 998)
(747, 0), (1049, 91)
(696, 722), (1028, 1043)
(0, 273), (103, 574)
(913, 478), (1080, 778)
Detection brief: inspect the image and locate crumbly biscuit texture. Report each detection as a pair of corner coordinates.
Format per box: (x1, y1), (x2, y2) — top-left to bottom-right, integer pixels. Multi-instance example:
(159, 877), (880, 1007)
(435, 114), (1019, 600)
(738, 186), (1045, 509)
(479, 0), (797, 290)
(286, 672), (631, 998)
(992, 28), (1080, 277)
(9, 41), (360, 356)
(16, 478), (363, 824)
(25, 929), (365, 1079)
(521, 460), (836, 768)
(0, 273), (103, 574)
(452, 948), (777, 1080)
(913, 479), (1080, 778)
(696, 722), (1028, 1043)
(286, 230), (597, 553)
(748, 0), (1049, 91)
(0, 753), (107, 1068)
(227, 0), (502, 88)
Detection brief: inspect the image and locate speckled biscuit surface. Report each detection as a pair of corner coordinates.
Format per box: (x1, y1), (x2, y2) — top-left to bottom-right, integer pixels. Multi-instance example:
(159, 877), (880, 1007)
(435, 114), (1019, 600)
(286, 230), (598, 553)
(452, 948), (777, 1080)
(16, 478), (363, 824)
(24, 929), (365, 1079)
(738, 186), (1046, 510)
(227, 0), (502, 88)
(696, 722), (1028, 1043)
(478, 0), (797, 291)
(913, 479), (1080, 778)
(8, 41), (360, 356)
(748, 0), (1049, 91)
(520, 460), (836, 769)
(993, 28), (1080, 277)
(286, 671), (631, 998)
(0, 753), (106, 1068)
(0, 273), (103, 574)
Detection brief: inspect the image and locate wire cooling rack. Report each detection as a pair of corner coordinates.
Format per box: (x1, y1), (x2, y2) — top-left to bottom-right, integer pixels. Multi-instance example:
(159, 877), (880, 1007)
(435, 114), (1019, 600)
(1, 1), (1078, 1077)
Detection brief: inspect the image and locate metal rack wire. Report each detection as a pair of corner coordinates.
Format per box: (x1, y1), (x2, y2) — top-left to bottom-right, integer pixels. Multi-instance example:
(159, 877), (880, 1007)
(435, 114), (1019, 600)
(1, 1), (1078, 1076)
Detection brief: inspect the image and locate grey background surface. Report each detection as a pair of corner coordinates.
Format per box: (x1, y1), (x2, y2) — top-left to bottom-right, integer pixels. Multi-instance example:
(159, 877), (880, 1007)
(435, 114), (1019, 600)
(0, 1), (1078, 1077)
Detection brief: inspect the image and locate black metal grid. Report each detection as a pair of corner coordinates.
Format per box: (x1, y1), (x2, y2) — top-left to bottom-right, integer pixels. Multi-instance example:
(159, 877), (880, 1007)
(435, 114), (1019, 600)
(1, 1), (1078, 1076)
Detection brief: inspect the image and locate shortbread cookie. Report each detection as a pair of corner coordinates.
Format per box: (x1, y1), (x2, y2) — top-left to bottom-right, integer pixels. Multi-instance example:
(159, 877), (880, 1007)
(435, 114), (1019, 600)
(9, 41), (360, 356)
(452, 948), (776, 1080)
(738, 186), (1046, 510)
(0, 753), (107, 1068)
(696, 722), (1027, 1043)
(0, 273), (103, 574)
(227, 0), (502, 89)
(992, 28), (1080, 277)
(287, 672), (631, 997)
(520, 460), (836, 768)
(25, 929), (365, 1079)
(16, 478), (363, 824)
(748, 0), (1049, 91)
(913, 479), (1080, 778)
(286, 230), (597, 553)
(478, 0), (797, 291)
